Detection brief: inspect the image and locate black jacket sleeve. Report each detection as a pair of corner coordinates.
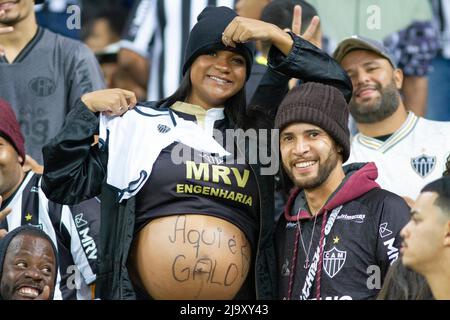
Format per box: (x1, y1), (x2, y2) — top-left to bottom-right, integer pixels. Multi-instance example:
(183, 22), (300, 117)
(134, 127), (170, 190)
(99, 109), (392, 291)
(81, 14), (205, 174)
(42, 99), (108, 205)
(248, 33), (352, 126)
(375, 193), (410, 278)
(267, 33), (353, 102)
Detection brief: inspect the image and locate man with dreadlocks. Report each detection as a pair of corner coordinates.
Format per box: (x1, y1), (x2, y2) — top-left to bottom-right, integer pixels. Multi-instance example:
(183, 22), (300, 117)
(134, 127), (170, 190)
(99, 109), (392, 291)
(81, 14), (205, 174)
(274, 82), (410, 300)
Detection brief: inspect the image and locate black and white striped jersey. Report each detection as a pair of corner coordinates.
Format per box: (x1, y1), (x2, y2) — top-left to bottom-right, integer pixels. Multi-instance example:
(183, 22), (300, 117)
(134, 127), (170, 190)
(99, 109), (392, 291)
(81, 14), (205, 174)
(121, 0), (235, 100)
(0, 172), (99, 300)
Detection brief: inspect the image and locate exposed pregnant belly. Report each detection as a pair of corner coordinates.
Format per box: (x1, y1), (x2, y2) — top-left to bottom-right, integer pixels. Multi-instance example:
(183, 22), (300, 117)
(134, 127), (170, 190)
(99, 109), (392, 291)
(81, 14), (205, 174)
(130, 214), (252, 299)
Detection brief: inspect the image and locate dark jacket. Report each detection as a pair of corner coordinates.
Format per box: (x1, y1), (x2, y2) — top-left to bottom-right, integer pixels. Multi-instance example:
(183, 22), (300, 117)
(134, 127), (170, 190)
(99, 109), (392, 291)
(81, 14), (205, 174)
(41, 34), (352, 299)
(276, 163), (410, 300)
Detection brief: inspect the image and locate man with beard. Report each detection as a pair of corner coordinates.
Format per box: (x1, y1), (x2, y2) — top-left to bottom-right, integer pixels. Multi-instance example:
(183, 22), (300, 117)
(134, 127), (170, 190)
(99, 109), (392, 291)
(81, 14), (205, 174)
(333, 36), (450, 202)
(274, 82), (410, 300)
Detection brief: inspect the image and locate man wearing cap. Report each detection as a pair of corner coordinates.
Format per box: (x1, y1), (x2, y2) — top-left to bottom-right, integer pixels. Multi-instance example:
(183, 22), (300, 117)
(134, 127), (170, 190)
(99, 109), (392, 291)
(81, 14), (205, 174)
(0, 0), (104, 166)
(0, 99), (100, 300)
(333, 36), (450, 202)
(274, 82), (410, 300)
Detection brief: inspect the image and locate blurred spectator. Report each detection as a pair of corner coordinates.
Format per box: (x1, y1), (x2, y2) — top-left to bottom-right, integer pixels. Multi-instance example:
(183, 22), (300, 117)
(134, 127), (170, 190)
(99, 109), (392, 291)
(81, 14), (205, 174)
(118, 0), (235, 101)
(426, 0), (450, 121)
(83, 8), (126, 53)
(0, 0), (105, 165)
(110, 67), (147, 101)
(307, 0), (439, 117)
(235, 0), (272, 20)
(246, 0), (321, 102)
(82, 8), (132, 92)
(377, 259), (433, 300)
(401, 177), (450, 300)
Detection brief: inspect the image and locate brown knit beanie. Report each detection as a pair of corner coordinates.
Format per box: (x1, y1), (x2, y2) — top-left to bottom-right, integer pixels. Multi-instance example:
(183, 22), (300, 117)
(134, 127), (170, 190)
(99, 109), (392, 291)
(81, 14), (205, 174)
(0, 99), (26, 164)
(275, 82), (350, 162)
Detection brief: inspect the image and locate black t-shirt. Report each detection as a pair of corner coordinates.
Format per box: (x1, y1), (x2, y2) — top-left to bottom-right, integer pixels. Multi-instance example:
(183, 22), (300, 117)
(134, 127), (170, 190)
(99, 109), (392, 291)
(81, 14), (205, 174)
(134, 115), (260, 248)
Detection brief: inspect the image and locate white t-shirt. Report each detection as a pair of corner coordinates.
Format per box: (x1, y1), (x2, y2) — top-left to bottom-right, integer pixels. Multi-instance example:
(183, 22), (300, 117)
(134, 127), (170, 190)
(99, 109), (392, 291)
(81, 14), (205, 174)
(347, 112), (450, 200)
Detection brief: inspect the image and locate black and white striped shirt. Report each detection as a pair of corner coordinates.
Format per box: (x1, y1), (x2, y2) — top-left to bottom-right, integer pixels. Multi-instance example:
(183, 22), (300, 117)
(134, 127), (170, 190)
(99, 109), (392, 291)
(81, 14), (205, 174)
(0, 172), (99, 300)
(121, 0), (235, 100)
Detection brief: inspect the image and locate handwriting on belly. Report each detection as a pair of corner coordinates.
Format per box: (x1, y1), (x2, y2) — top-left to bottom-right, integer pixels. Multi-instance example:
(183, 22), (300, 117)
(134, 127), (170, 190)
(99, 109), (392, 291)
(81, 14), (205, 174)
(168, 215), (250, 287)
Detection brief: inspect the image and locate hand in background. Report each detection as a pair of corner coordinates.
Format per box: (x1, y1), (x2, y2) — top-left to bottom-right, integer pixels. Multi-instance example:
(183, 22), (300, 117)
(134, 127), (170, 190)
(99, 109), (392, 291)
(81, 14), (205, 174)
(23, 155), (44, 174)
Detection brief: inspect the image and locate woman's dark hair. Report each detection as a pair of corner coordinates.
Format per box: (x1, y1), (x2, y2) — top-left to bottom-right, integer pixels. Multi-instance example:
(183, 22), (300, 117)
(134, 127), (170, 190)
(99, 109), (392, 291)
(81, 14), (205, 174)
(377, 259), (433, 300)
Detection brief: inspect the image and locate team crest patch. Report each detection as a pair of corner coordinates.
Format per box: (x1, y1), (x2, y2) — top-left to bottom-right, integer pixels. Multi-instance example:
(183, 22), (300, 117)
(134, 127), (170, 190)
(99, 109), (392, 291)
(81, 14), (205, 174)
(157, 124), (171, 133)
(28, 77), (56, 97)
(323, 247), (346, 278)
(411, 154), (436, 178)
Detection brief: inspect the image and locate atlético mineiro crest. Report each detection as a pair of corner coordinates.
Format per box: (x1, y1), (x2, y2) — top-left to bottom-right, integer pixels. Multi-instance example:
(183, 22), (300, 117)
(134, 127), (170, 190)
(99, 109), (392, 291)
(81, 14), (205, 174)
(411, 154), (436, 178)
(157, 124), (171, 133)
(323, 247), (346, 278)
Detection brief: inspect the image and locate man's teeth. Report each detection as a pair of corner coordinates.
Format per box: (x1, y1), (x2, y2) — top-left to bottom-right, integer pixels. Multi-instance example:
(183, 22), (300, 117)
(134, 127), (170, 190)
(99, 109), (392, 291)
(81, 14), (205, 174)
(209, 76), (228, 84)
(18, 287), (39, 298)
(295, 161), (316, 168)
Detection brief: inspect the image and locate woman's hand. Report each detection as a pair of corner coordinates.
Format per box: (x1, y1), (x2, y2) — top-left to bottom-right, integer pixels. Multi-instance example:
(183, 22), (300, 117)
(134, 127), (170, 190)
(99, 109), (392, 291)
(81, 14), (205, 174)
(222, 5), (320, 56)
(81, 88), (138, 116)
(289, 5), (321, 48)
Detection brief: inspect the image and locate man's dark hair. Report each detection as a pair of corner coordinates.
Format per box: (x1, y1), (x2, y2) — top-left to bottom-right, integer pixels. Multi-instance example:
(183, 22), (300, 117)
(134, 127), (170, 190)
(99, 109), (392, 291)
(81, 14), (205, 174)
(260, 0), (318, 54)
(0, 132), (19, 157)
(421, 177), (450, 217)
(81, 8), (127, 41)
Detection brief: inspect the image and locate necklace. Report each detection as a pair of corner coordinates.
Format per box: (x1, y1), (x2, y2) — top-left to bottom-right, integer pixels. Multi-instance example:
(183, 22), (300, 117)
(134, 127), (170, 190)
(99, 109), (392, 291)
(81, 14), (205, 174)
(296, 208), (319, 269)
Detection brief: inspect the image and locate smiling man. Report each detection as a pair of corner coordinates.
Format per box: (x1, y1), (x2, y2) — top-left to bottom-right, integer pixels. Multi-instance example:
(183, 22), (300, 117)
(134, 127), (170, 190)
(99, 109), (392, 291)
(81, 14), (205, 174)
(0, 0), (104, 165)
(0, 99), (99, 300)
(0, 225), (57, 300)
(401, 177), (450, 300)
(274, 82), (410, 300)
(333, 36), (450, 202)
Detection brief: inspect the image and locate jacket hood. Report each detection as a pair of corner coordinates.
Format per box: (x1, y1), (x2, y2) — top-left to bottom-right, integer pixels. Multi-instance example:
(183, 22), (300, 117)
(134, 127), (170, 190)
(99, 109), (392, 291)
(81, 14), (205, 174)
(285, 162), (380, 220)
(0, 225), (58, 300)
(325, 162), (379, 211)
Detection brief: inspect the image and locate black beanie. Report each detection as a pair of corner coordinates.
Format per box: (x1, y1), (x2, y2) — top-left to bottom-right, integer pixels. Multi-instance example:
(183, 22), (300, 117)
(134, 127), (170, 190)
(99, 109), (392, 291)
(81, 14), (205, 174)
(182, 6), (255, 80)
(0, 225), (59, 300)
(275, 82), (351, 162)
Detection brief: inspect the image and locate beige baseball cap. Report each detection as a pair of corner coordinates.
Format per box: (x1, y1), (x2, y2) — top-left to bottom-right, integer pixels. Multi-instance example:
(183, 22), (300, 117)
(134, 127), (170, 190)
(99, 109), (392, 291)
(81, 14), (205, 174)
(333, 35), (397, 68)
